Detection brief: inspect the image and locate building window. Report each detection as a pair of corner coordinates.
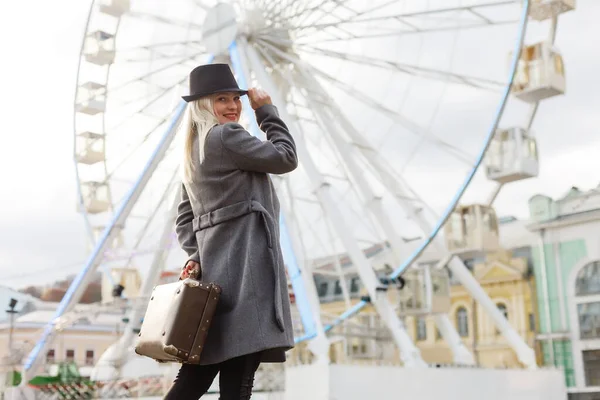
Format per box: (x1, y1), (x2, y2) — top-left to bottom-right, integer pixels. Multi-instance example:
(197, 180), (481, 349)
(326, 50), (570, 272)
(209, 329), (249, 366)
(578, 302), (600, 339)
(497, 303), (508, 319)
(66, 349), (75, 363)
(85, 350), (95, 366)
(350, 277), (360, 293)
(496, 303), (508, 335)
(576, 261), (600, 296)
(416, 317), (427, 341)
(456, 307), (469, 337)
(46, 349), (55, 364)
(317, 282), (328, 297)
(529, 313), (536, 331)
(583, 350), (600, 386)
(334, 280), (343, 295)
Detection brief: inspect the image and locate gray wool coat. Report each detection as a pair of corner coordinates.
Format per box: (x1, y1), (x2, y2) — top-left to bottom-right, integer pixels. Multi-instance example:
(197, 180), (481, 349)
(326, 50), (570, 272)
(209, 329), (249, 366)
(175, 104), (297, 365)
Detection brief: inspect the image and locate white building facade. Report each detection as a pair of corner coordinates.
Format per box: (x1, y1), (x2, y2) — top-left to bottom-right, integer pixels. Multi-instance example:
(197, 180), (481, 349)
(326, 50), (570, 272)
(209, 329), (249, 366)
(528, 186), (600, 399)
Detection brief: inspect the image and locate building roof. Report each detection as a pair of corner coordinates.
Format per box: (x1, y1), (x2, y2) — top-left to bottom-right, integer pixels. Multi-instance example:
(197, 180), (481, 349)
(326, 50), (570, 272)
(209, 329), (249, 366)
(0, 286), (40, 322)
(0, 299), (127, 333)
(497, 218), (538, 249)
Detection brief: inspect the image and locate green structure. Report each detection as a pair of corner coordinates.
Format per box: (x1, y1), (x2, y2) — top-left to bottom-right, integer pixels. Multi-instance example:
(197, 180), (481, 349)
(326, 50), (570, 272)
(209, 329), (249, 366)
(528, 187), (600, 398)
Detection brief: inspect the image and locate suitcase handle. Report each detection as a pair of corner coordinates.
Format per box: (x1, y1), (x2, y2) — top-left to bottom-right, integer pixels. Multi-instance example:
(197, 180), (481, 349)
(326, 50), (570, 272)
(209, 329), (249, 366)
(180, 262), (202, 281)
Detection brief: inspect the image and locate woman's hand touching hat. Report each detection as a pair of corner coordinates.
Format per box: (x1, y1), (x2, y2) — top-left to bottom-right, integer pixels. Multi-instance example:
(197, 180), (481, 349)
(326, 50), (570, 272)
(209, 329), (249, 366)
(248, 88), (272, 110)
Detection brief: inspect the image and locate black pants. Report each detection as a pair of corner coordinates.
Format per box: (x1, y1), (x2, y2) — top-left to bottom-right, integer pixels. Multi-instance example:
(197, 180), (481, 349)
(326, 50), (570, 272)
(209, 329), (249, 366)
(164, 353), (262, 400)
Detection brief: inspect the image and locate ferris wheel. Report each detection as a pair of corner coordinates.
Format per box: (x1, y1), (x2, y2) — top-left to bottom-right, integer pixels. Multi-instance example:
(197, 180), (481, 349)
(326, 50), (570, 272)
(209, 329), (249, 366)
(22, 0), (574, 379)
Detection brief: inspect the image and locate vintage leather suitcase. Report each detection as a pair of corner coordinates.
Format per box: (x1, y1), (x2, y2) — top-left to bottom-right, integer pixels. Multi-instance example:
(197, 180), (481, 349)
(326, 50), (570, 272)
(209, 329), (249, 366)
(134, 278), (221, 364)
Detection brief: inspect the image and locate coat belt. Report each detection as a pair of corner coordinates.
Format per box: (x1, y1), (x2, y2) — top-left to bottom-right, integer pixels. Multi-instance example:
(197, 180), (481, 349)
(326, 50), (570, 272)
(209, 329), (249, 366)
(192, 200), (285, 332)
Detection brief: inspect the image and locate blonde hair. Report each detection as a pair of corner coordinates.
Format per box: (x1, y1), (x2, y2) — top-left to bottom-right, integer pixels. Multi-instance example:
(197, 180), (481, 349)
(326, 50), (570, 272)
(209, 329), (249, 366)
(182, 96), (219, 183)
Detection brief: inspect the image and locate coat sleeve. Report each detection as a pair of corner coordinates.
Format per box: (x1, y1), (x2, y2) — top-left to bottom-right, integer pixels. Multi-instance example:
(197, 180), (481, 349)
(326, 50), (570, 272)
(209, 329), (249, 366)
(220, 104), (298, 174)
(175, 183), (200, 265)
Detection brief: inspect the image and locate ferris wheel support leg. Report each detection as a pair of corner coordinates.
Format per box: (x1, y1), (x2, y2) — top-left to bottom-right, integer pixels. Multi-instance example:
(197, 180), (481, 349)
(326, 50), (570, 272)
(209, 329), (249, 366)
(333, 131), (534, 368)
(239, 37), (426, 368)
(296, 75), (533, 367)
(22, 100), (189, 380)
(231, 40), (330, 363)
(434, 314), (476, 366)
(295, 72), (407, 267)
(447, 256), (537, 369)
(285, 62), (472, 364)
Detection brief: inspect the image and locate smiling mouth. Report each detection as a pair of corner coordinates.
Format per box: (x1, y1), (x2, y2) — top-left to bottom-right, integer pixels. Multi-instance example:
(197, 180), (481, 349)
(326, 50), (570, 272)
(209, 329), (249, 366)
(224, 114), (238, 120)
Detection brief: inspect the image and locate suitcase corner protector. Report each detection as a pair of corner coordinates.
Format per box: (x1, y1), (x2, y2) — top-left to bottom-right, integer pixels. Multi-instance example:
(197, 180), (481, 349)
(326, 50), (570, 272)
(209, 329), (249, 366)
(183, 278), (200, 288)
(164, 345), (179, 357)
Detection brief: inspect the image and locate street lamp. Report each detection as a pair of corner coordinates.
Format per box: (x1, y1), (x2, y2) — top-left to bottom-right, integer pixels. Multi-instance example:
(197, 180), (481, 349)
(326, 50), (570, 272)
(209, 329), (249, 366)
(6, 298), (18, 350)
(6, 298), (18, 385)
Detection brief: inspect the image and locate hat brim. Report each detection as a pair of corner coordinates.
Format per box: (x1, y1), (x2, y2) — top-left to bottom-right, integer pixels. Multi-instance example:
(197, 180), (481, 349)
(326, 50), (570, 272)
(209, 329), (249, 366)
(182, 88), (248, 103)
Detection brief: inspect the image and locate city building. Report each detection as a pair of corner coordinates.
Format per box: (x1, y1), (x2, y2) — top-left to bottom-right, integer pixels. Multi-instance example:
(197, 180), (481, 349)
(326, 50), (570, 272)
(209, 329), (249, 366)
(527, 185), (600, 396)
(303, 213), (543, 369)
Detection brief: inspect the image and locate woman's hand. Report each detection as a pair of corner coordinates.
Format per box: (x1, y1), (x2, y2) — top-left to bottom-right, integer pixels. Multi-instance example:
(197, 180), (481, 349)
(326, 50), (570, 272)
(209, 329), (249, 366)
(180, 260), (201, 280)
(248, 88), (272, 110)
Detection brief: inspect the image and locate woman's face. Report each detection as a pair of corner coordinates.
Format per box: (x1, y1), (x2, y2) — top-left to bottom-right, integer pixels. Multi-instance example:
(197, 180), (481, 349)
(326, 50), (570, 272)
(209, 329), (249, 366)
(213, 92), (242, 124)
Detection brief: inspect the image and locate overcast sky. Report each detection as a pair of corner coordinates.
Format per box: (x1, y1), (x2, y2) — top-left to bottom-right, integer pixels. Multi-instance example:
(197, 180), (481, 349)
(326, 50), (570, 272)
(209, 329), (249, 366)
(0, 0), (598, 290)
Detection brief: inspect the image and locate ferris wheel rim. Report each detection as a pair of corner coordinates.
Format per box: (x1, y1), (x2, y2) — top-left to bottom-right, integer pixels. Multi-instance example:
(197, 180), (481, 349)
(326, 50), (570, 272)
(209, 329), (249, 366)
(389, 0), (532, 279)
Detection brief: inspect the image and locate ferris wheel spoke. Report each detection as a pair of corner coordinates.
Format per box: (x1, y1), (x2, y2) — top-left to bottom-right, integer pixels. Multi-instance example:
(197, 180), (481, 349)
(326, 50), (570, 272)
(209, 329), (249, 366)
(128, 11), (206, 31)
(262, 0), (294, 21)
(256, 39), (474, 167)
(117, 40), (205, 54)
(290, 0), (358, 37)
(292, 0), (519, 34)
(94, 50), (207, 101)
(104, 105), (182, 180)
(303, 66), (475, 167)
(285, 0), (397, 32)
(296, 17), (518, 44)
(120, 166), (180, 268)
(297, 45), (504, 91)
(109, 75), (188, 129)
(117, 46), (205, 63)
(193, 0), (211, 10)
(274, 0), (343, 27)
(288, 66), (431, 237)
(270, 0), (310, 24)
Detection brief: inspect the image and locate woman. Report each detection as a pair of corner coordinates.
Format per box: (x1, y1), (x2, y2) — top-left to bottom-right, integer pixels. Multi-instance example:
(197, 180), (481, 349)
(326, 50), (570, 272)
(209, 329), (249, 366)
(167, 63), (297, 399)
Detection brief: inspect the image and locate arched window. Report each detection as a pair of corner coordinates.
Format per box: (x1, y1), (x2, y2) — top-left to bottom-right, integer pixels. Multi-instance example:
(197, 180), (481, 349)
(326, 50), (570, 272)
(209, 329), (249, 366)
(576, 261), (600, 296)
(497, 303), (508, 320)
(456, 307), (469, 337)
(496, 302), (509, 335)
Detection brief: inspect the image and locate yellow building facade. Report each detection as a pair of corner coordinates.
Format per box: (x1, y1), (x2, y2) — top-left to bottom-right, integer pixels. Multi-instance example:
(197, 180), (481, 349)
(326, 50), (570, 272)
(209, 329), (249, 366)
(297, 249), (541, 368)
(405, 250), (541, 367)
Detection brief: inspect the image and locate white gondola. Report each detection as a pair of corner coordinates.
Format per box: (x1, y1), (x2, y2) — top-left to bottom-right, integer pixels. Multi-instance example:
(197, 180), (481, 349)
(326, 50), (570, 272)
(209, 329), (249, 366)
(80, 181), (111, 214)
(99, 0), (130, 17)
(101, 267), (142, 303)
(512, 41), (565, 103)
(529, 0), (575, 21)
(84, 31), (116, 66)
(76, 82), (106, 115)
(485, 127), (539, 184)
(444, 205), (500, 257)
(395, 266), (450, 315)
(75, 131), (105, 165)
